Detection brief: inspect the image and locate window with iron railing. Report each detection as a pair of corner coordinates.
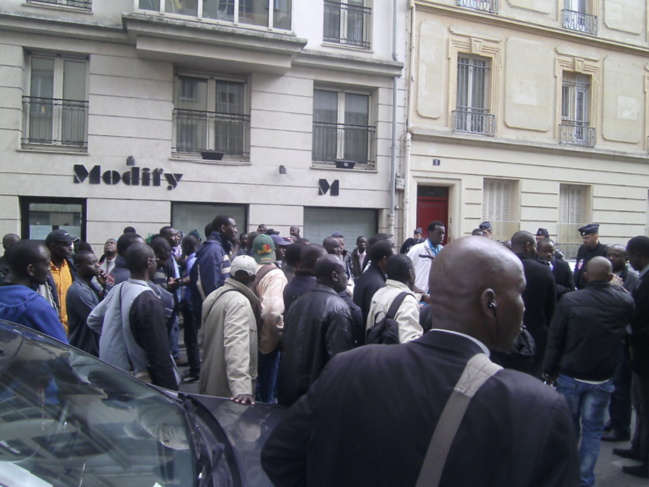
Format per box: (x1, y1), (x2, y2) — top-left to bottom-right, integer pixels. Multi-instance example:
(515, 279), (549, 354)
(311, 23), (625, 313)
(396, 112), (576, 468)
(323, 0), (371, 49)
(138, 0), (292, 30)
(562, 0), (596, 35)
(457, 0), (498, 14)
(22, 56), (88, 150)
(28, 0), (92, 9)
(173, 76), (249, 158)
(560, 72), (595, 147)
(454, 56), (494, 135)
(312, 89), (375, 168)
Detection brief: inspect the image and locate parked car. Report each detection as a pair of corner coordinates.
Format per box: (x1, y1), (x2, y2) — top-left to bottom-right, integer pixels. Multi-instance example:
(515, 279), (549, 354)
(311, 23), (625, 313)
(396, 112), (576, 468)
(0, 320), (283, 486)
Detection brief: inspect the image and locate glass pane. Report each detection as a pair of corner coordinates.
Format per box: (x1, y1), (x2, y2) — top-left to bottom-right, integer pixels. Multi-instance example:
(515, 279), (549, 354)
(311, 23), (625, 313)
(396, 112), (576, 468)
(346, 1), (365, 45)
(30, 57), (54, 99)
(63, 60), (86, 101)
(344, 93), (368, 126)
(165, 0), (198, 15)
(323, 1), (341, 40)
(273, 0), (291, 29)
(204, 0), (234, 20)
(239, 0), (269, 27)
(456, 57), (469, 108)
(176, 77), (208, 110)
(313, 90), (338, 123)
(28, 202), (82, 240)
(215, 82), (244, 114)
(139, 0), (160, 10)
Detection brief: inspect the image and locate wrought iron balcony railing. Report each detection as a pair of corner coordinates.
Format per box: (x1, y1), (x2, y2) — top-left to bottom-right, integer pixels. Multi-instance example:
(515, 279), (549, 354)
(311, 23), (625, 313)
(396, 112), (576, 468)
(453, 108), (496, 136)
(22, 97), (88, 149)
(312, 121), (375, 168)
(323, 0), (372, 49)
(173, 109), (250, 157)
(29, 0), (91, 8)
(559, 121), (596, 147)
(457, 0), (498, 14)
(562, 9), (597, 36)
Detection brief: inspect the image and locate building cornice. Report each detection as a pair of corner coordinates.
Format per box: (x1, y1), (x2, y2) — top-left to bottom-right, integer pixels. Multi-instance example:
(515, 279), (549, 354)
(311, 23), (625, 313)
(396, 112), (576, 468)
(294, 49), (404, 78)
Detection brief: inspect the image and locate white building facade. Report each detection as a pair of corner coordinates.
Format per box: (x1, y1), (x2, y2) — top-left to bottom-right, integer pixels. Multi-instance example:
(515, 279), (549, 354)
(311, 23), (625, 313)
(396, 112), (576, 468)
(0, 0), (407, 247)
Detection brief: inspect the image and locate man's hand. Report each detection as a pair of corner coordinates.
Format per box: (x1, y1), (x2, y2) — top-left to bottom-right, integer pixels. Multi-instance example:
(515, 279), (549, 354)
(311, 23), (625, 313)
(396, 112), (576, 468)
(610, 274), (623, 287)
(231, 394), (255, 405)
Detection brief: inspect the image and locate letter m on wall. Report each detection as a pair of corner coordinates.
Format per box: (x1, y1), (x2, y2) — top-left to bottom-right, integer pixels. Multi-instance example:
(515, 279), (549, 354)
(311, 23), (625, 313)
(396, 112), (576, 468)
(318, 179), (339, 196)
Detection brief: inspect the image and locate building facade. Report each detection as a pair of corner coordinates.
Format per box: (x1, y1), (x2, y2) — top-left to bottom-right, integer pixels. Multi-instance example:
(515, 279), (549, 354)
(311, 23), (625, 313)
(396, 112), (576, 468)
(406, 0), (649, 256)
(0, 0), (406, 248)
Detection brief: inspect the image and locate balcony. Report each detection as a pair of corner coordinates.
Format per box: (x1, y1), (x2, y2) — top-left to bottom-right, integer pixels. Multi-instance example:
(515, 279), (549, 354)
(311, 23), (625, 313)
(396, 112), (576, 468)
(453, 108), (495, 136)
(323, 1), (372, 49)
(22, 97), (88, 150)
(457, 0), (498, 14)
(312, 121), (375, 169)
(28, 0), (92, 9)
(173, 109), (250, 158)
(562, 9), (597, 36)
(559, 121), (595, 148)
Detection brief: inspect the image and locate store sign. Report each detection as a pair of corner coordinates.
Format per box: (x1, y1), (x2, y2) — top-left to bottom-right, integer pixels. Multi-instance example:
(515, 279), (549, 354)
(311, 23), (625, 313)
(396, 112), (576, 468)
(73, 165), (183, 190)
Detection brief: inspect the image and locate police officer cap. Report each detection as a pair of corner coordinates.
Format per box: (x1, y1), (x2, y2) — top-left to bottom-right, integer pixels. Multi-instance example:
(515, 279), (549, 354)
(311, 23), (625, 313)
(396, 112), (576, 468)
(479, 221), (492, 231)
(578, 223), (599, 236)
(536, 228), (549, 238)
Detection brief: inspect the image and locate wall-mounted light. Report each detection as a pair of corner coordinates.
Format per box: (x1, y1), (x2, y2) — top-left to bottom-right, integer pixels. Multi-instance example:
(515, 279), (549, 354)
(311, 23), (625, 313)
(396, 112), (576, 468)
(126, 155), (136, 166)
(279, 165), (287, 175)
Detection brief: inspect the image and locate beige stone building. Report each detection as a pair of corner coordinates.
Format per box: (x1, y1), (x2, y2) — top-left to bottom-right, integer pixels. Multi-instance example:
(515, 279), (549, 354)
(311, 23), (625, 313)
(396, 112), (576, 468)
(0, 0), (407, 248)
(405, 0), (649, 256)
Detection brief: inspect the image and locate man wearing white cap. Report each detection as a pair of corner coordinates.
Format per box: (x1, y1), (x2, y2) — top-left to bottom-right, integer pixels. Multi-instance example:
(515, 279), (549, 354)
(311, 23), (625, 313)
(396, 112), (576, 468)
(199, 255), (261, 405)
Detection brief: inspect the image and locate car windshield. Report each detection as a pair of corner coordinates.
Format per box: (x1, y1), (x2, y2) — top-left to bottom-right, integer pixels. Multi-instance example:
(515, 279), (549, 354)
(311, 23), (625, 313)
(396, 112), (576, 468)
(0, 322), (198, 487)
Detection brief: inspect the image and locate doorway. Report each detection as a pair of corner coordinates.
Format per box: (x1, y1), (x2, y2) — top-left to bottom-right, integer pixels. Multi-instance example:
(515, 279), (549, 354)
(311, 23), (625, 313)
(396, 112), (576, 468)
(416, 186), (449, 244)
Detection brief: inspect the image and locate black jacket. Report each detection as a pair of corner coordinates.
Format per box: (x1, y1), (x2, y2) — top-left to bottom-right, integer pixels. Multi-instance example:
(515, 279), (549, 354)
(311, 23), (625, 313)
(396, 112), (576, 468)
(550, 258), (576, 299)
(517, 254), (556, 352)
(277, 284), (355, 407)
(629, 271), (649, 376)
(544, 281), (635, 381)
(574, 242), (608, 289)
(352, 263), (386, 325)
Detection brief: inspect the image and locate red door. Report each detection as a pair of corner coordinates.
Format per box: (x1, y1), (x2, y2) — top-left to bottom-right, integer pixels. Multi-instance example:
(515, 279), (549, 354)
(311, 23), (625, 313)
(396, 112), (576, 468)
(416, 186), (449, 244)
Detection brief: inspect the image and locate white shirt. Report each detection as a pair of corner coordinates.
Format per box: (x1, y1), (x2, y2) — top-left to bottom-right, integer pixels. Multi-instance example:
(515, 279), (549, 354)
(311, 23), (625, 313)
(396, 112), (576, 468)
(406, 240), (443, 293)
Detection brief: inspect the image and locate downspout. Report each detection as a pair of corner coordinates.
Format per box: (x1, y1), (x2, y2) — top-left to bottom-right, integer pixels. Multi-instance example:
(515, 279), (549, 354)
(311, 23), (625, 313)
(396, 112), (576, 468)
(389, 0), (399, 237)
(403, 0), (417, 240)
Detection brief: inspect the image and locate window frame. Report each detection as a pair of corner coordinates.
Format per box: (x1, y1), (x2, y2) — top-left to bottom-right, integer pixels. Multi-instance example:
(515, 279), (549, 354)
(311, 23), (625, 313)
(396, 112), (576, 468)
(28, 0), (92, 10)
(453, 54), (495, 136)
(482, 178), (520, 241)
(22, 53), (89, 151)
(323, 0), (372, 50)
(557, 183), (592, 258)
(172, 73), (250, 160)
(559, 71), (595, 147)
(311, 86), (376, 170)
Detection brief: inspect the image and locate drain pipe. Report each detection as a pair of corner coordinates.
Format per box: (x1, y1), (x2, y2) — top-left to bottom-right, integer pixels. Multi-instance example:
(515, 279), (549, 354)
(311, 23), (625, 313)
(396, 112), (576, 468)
(403, 0), (417, 238)
(389, 0), (399, 237)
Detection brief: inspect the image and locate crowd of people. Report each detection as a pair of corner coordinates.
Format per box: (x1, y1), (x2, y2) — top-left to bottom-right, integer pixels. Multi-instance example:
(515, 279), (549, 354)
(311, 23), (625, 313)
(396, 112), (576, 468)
(0, 216), (647, 486)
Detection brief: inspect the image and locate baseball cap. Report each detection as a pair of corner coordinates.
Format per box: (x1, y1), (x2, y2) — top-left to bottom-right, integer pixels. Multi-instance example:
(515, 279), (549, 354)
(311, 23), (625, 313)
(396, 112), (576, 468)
(230, 255), (258, 276)
(45, 229), (80, 247)
(536, 228), (549, 238)
(271, 235), (290, 247)
(252, 234), (276, 264)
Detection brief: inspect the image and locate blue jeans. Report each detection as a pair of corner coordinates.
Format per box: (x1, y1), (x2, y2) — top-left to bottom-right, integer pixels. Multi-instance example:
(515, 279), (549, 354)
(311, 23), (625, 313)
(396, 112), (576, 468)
(256, 348), (280, 403)
(556, 374), (614, 487)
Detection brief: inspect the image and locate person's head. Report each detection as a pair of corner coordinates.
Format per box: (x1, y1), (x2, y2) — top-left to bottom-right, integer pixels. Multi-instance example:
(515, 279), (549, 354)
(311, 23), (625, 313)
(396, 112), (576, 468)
(368, 240), (395, 271)
(116, 232), (145, 257)
(204, 222), (213, 239)
(290, 225), (300, 238)
(271, 235), (290, 261)
(511, 231), (537, 258)
(479, 221), (493, 239)
(578, 223), (600, 250)
(315, 254), (348, 292)
(125, 243), (157, 280)
(536, 238), (555, 263)
(356, 236), (367, 252)
(257, 223), (268, 234)
(535, 228), (549, 242)
(284, 243), (305, 269)
(385, 254), (415, 290)
(76, 241), (93, 253)
(252, 234), (276, 264)
(212, 215), (237, 243)
(123, 226), (137, 234)
(181, 235), (199, 257)
(414, 228), (423, 239)
(606, 244), (628, 273)
(427, 221), (445, 247)
(471, 228), (484, 236)
(323, 237), (342, 256)
(103, 238), (117, 257)
(149, 236), (172, 269)
(160, 226), (181, 248)
(300, 244), (327, 275)
(6, 240), (51, 286)
(73, 250), (100, 280)
(429, 236), (526, 353)
(584, 256), (613, 283)
(239, 233), (249, 249)
(2, 233), (20, 252)
(230, 255), (258, 285)
(368, 233), (393, 248)
(626, 236), (649, 272)
(331, 233), (345, 251)
(45, 229), (78, 263)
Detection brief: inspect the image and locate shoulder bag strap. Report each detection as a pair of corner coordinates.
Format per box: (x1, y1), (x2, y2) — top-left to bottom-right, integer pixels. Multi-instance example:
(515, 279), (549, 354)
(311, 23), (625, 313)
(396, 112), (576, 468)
(415, 353), (502, 487)
(386, 291), (410, 320)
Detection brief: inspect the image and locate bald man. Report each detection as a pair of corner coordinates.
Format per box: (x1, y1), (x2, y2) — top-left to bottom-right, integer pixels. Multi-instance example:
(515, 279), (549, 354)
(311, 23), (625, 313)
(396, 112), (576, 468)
(262, 237), (580, 487)
(543, 257), (635, 487)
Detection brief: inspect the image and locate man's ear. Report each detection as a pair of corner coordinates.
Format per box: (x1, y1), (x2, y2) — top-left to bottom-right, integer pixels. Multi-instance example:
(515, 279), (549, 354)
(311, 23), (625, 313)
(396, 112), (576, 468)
(480, 289), (496, 316)
(26, 263), (35, 278)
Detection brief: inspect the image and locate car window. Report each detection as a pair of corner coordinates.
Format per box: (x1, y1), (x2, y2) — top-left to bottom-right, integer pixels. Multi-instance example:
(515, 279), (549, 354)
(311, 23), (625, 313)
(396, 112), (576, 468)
(0, 323), (203, 487)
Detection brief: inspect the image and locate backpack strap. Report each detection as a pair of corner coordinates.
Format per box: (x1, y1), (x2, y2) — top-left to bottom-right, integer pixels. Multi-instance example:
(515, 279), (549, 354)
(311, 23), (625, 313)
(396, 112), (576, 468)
(386, 291), (410, 320)
(415, 353), (502, 487)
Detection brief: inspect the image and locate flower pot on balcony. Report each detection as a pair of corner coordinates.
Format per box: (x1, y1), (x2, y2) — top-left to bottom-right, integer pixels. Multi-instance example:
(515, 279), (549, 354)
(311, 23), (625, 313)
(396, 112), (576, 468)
(335, 159), (356, 169)
(201, 151), (224, 161)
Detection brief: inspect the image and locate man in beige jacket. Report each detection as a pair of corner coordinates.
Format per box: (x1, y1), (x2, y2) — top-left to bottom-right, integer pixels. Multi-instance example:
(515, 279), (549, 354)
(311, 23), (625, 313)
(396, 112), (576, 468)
(199, 255), (260, 405)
